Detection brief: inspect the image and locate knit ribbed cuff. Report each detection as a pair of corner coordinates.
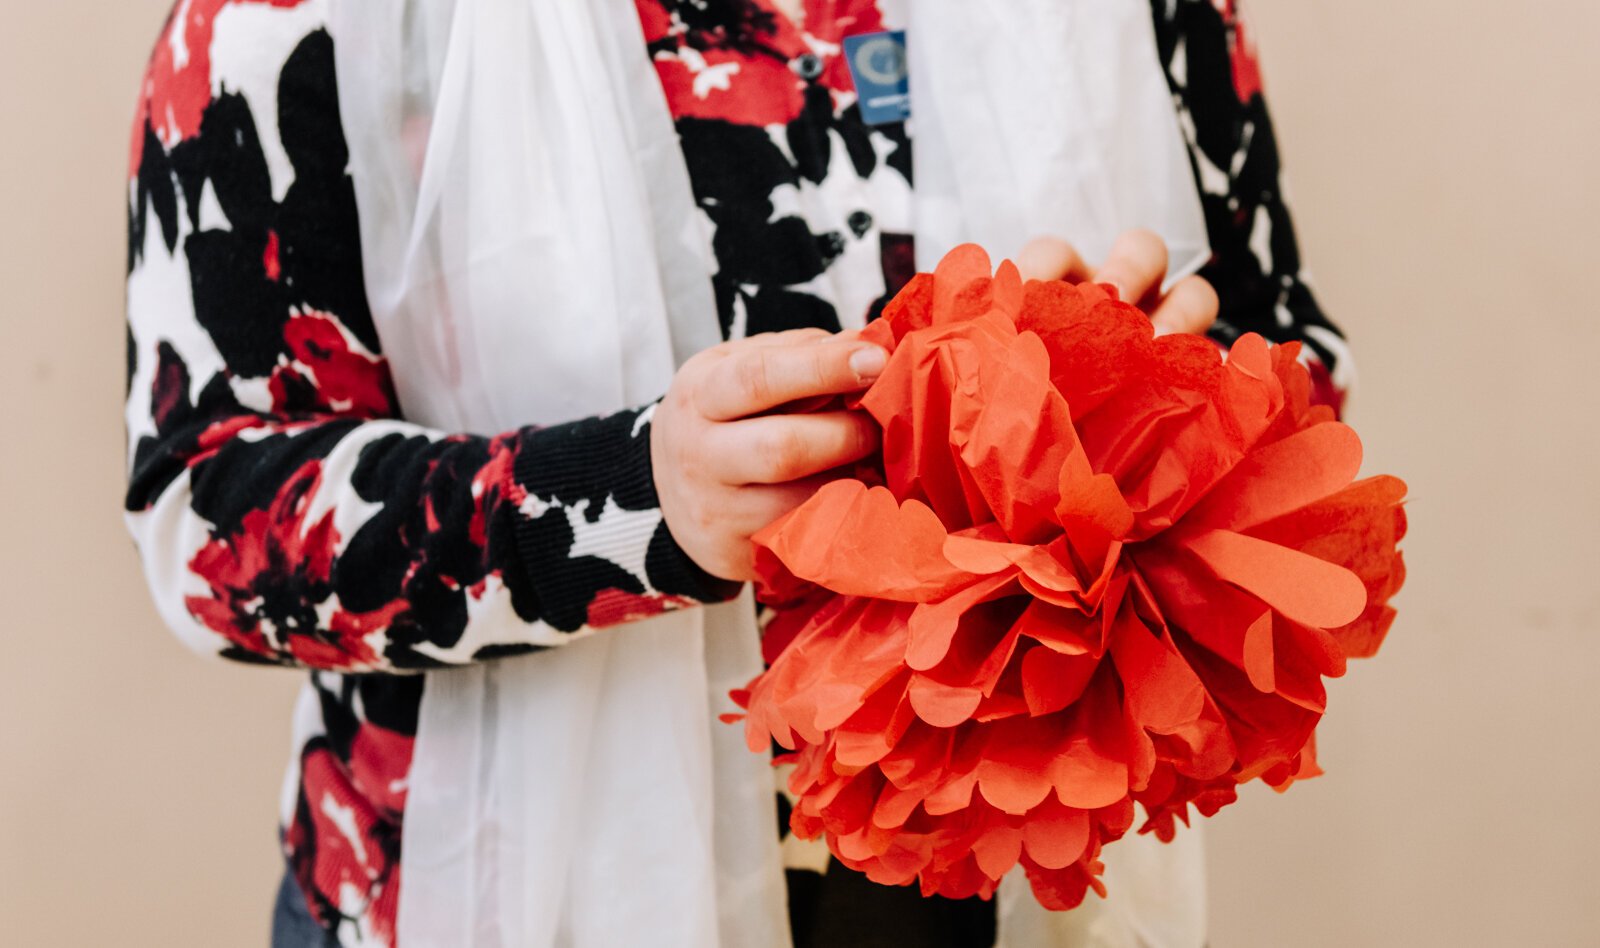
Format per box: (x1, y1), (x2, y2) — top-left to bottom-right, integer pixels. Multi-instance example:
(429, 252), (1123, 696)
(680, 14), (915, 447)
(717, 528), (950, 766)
(508, 405), (742, 618)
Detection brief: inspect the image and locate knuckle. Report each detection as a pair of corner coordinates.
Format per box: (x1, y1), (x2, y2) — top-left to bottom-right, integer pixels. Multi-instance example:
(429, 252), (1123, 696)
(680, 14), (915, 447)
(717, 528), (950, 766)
(734, 351), (773, 407)
(683, 347), (719, 380)
(677, 365), (713, 414)
(691, 501), (719, 536)
(673, 382), (700, 417)
(762, 427), (810, 479)
(806, 347), (833, 389)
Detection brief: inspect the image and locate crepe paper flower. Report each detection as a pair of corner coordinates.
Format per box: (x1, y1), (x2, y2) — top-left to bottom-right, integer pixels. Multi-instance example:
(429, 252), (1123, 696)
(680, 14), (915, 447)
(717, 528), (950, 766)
(731, 245), (1406, 909)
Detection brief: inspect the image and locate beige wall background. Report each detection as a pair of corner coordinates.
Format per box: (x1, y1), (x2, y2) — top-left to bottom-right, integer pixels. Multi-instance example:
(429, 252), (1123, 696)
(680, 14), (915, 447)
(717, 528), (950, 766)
(2, 1), (1594, 945)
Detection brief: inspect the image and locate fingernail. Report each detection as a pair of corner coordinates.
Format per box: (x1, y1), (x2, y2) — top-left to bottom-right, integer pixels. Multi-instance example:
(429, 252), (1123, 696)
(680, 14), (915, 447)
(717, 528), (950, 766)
(849, 345), (888, 380)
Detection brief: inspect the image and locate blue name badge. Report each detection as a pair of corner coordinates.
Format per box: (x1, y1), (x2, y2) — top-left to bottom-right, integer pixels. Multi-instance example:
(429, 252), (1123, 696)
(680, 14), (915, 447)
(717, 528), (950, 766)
(843, 31), (910, 126)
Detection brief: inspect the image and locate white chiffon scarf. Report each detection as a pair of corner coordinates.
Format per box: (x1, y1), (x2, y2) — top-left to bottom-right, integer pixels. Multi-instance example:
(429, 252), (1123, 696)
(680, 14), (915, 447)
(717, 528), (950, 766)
(908, 0), (1211, 282)
(328, 1), (1209, 945)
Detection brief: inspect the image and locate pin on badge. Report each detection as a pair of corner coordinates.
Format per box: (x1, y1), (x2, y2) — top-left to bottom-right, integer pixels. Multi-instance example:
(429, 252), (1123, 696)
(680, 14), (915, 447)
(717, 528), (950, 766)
(842, 31), (909, 126)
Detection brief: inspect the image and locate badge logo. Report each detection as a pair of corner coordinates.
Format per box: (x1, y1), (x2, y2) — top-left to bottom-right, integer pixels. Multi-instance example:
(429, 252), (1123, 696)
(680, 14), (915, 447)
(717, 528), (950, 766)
(853, 35), (907, 87)
(842, 31), (911, 126)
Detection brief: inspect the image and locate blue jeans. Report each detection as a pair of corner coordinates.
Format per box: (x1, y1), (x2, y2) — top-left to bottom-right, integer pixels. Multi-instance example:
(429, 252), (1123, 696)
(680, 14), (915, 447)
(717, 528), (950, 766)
(271, 872), (340, 948)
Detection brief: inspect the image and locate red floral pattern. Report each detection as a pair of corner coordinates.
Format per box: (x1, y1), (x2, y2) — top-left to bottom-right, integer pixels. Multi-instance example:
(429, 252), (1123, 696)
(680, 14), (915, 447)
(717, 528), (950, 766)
(129, 0), (309, 174)
(1211, 1), (1264, 103)
(587, 588), (697, 628)
(637, 0), (885, 125)
(185, 460), (405, 671)
(268, 311), (398, 419)
(287, 743), (401, 944)
(348, 724), (415, 823)
(469, 434), (526, 550)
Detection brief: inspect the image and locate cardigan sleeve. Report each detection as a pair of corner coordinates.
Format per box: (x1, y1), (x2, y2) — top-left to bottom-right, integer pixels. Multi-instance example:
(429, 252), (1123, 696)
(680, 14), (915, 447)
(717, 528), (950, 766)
(1153, 0), (1353, 414)
(124, 12), (735, 673)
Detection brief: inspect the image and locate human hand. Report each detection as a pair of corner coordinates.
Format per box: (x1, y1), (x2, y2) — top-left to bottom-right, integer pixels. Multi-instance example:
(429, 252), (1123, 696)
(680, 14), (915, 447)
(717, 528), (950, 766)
(651, 329), (886, 582)
(1016, 231), (1219, 335)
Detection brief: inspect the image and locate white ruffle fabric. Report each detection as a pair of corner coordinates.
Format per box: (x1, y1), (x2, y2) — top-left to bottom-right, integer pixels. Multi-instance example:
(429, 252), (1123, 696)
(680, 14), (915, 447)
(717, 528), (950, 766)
(330, 0), (1209, 944)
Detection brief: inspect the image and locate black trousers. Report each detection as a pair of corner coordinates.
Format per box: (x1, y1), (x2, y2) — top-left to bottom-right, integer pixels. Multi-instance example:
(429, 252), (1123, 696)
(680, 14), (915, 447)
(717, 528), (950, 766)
(788, 859), (997, 948)
(270, 861), (997, 947)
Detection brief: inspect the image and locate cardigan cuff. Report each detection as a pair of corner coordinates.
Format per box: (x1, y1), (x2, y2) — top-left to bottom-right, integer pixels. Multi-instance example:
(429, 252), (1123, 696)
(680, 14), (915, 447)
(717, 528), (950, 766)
(508, 404), (742, 618)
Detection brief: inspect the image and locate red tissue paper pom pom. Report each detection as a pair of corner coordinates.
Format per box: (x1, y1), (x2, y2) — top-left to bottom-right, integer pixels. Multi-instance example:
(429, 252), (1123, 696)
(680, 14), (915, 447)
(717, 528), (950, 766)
(731, 245), (1407, 910)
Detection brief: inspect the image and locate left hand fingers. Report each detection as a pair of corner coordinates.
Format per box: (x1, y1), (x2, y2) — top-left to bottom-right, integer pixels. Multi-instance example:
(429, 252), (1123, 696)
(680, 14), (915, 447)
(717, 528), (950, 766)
(1147, 274), (1220, 336)
(1093, 229), (1168, 308)
(1016, 236), (1093, 283)
(1022, 229), (1218, 336)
